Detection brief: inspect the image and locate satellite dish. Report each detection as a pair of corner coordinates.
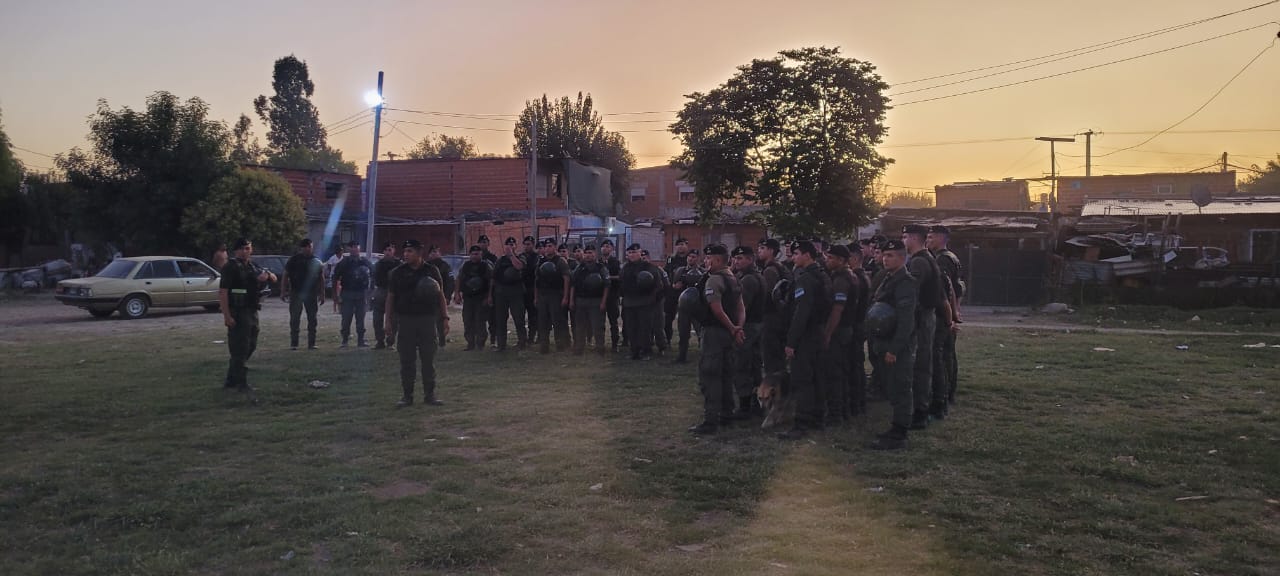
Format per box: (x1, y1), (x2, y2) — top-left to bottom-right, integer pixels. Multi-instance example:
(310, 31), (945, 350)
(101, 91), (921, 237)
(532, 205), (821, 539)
(1191, 185), (1213, 208)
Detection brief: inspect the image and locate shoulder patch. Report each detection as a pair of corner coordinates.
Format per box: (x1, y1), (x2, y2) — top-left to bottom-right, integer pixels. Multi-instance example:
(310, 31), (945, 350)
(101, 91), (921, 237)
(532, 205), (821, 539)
(794, 287), (806, 298)
(834, 292), (848, 302)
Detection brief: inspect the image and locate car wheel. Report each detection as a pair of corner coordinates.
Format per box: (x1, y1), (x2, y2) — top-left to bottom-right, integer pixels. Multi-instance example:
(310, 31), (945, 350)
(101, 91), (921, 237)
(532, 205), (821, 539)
(89, 309), (114, 318)
(119, 295), (150, 319)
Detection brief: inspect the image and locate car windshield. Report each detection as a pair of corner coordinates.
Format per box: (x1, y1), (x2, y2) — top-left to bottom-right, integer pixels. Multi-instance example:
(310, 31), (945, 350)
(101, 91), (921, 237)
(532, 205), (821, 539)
(96, 260), (136, 279)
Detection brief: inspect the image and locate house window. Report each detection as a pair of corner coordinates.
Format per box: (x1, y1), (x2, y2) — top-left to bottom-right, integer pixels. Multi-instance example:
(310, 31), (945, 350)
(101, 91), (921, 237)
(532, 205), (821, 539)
(324, 182), (344, 200)
(1155, 184), (1174, 195)
(1251, 230), (1280, 264)
(676, 180), (695, 202)
(630, 186), (647, 202)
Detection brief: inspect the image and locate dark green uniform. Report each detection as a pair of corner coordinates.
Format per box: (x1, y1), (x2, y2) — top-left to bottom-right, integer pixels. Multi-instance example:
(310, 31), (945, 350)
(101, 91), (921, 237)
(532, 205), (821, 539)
(934, 248), (963, 406)
(602, 253), (622, 349)
(428, 256), (453, 347)
(733, 265), (765, 406)
(759, 260), (790, 377)
(697, 268), (741, 426)
(284, 252), (323, 349)
(786, 262), (830, 430)
(621, 260), (660, 359)
(458, 259), (493, 350)
(848, 266), (871, 415)
(389, 262), (445, 403)
(867, 266), (891, 399)
(673, 264), (705, 362)
(493, 254), (528, 350)
(663, 251), (688, 344)
(535, 254), (571, 353)
(907, 249), (943, 425)
(571, 261), (609, 354)
(372, 256), (401, 347)
(871, 267), (918, 431)
(824, 266), (859, 424)
(220, 258), (266, 390)
(522, 249), (540, 343)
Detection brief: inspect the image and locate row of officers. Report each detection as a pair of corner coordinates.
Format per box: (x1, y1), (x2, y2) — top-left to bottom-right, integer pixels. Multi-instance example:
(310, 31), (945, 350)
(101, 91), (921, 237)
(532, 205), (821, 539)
(217, 223), (964, 450)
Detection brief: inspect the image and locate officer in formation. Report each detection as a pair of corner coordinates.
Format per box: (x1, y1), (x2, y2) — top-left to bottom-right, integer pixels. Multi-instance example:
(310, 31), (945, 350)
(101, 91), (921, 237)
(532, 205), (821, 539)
(687, 244), (745, 434)
(776, 241), (831, 440)
(671, 249), (704, 363)
(569, 244), (610, 355)
(819, 245), (864, 425)
(865, 239), (918, 450)
(755, 239), (791, 380)
(663, 238), (692, 345)
(385, 239), (450, 408)
(620, 243), (662, 360)
(902, 224), (950, 429)
(455, 245), (494, 351)
(492, 237), (529, 350)
(219, 238), (276, 392)
(535, 240), (572, 353)
(600, 239), (623, 352)
(371, 241), (401, 350)
(426, 245), (454, 349)
(520, 236), (540, 344)
(730, 246), (765, 419)
(333, 241), (374, 348)
(928, 225), (963, 411)
(845, 242), (873, 417)
(282, 238), (324, 351)
(641, 249), (670, 355)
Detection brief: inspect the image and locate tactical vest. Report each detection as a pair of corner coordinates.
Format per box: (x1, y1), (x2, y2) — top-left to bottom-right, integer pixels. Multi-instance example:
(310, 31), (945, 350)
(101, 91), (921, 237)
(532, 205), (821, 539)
(739, 269), (765, 324)
(830, 267), (859, 328)
(910, 250), (943, 310)
(695, 268), (740, 327)
(761, 260), (789, 315)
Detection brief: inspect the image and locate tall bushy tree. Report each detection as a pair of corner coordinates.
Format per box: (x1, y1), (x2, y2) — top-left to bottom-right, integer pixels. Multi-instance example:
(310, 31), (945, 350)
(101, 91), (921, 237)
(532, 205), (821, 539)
(513, 93), (635, 199)
(230, 114), (264, 165)
(57, 92), (234, 254)
(406, 133), (478, 160)
(1241, 155), (1280, 195)
(254, 55), (356, 174)
(670, 47), (892, 238)
(0, 110), (26, 260)
(181, 168), (306, 254)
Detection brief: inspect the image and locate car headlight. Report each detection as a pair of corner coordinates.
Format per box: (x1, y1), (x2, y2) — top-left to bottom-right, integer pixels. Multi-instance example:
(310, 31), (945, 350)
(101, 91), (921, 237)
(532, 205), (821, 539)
(81, 287), (92, 297)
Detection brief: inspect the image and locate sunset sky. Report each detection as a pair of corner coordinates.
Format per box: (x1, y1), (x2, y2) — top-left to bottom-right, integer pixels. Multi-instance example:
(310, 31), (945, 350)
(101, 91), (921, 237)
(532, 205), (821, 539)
(3, 0), (1278, 198)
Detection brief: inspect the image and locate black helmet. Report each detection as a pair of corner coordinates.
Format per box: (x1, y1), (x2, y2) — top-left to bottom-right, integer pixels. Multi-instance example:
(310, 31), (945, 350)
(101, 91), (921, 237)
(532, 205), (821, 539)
(771, 277), (791, 307)
(464, 275), (485, 295)
(677, 286), (703, 319)
(538, 261), (558, 277)
(682, 268), (704, 287)
(865, 301), (897, 339)
(636, 270), (656, 291)
(501, 265), (522, 284)
(583, 272), (604, 292)
(414, 275), (441, 301)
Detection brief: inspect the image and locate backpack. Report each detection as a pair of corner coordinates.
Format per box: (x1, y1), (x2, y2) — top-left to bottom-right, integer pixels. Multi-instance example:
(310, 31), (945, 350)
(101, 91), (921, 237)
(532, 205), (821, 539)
(344, 259), (371, 291)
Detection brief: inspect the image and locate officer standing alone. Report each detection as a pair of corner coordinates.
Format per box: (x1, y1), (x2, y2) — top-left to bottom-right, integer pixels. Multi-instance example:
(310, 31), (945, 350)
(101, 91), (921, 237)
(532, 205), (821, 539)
(386, 240), (450, 407)
(333, 241), (374, 348)
(282, 238), (325, 350)
(219, 238), (276, 392)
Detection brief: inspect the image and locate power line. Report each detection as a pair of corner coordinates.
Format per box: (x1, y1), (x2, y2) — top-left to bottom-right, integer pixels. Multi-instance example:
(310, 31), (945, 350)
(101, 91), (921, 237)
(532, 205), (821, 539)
(888, 0), (1278, 87)
(894, 23), (1279, 107)
(1096, 37), (1276, 157)
(393, 118), (509, 132)
(329, 119), (373, 137)
(12, 145), (56, 158)
(323, 108), (372, 131)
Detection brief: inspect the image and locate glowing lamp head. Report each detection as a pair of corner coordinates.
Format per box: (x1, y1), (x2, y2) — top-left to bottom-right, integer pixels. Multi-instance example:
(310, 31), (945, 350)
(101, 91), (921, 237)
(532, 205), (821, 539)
(364, 91), (383, 107)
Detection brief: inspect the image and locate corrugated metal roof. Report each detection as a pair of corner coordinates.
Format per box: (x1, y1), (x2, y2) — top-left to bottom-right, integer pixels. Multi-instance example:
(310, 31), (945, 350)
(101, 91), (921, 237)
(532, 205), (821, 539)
(1081, 197), (1280, 216)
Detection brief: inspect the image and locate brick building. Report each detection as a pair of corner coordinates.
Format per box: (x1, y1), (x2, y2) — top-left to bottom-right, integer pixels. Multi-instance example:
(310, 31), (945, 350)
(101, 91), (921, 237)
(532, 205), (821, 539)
(1056, 171), (1237, 214)
(934, 179), (1031, 211)
(245, 165), (365, 255)
(622, 165), (767, 255)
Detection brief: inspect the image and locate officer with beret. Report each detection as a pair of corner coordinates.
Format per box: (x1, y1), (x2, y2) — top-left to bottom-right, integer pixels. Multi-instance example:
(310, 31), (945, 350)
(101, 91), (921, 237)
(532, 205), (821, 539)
(219, 238), (276, 392)
(282, 238), (325, 351)
(333, 241), (375, 348)
(731, 245), (766, 418)
(535, 240), (572, 353)
(664, 238), (691, 345)
(570, 244), (610, 355)
(621, 243), (662, 360)
(426, 245), (454, 349)
(689, 243), (745, 434)
(821, 244), (863, 424)
(386, 239), (450, 407)
(866, 237), (892, 400)
(455, 245), (494, 351)
(778, 241), (831, 440)
(642, 249), (671, 355)
(599, 239), (623, 352)
(902, 224), (948, 429)
(492, 236), (529, 351)
(672, 248), (704, 363)
(477, 235), (498, 345)
(928, 225), (963, 412)
(867, 239), (918, 450)
(520, 236), (540, 343)
(371, 241), (401, 349)
(846, 242), (873, 416)
(755, 238), (791, 380)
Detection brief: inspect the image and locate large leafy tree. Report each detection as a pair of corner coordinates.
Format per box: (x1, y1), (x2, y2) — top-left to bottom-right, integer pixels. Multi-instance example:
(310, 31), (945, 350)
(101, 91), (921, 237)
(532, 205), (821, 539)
(230, 114), (264, 165)
(181, 168), (306, 255)
(0, 110), (26, 261)
(253, 55), (355, 174)
(1241, 155), (1280, 195)
(513, 93), (635, 200)
(405, 133), (478, 160)
(57, 92), (235, 255)
(670, 47), (892, 238)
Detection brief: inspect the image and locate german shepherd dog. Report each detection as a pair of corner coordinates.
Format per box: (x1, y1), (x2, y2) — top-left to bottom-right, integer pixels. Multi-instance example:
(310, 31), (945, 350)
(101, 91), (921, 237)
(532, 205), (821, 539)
(757, 371), (795, 430)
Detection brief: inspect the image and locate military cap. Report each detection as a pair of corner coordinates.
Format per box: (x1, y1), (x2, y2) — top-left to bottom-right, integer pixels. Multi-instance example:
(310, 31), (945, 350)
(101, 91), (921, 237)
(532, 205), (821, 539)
(233, 238), (252, 250)
(794, 240), (818, 257)
(675, 237), (689, 245)
(505, 236), (517, 245)
(583, 244), (597, 252)
(881, 239), (907, 251)
(827, 244), (852, 259)
(903, 224), (929, 236)
(382, 241), (394, 250)
(929, 225), (951, 235)
(299, 238), (313, 247)
(477, 234), (490, 243)
(640, 249), (651, 257)
(524, 235), (535, 244)
(401, 239), (423, 250)
(600, 238), (614, 247)
(626, 243), (642, 251)
(704, 244), (729, 257)
(758, 238), (781, 252)
(469, 244), (482, 252)
(688, 248), (700, 256)
(871, 234), (887, 244)
(858, 238), (876, 246)
(558, 243), (569, 251)
(731, 245), (754, 257)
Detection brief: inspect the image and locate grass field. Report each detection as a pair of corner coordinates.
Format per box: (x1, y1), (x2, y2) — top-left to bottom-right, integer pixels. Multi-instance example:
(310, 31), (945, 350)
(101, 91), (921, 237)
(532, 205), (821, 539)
(1, 300), (1278, 575)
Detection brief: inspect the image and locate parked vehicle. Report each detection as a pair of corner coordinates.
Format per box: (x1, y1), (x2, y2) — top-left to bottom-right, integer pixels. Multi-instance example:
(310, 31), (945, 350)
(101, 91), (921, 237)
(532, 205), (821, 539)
(55, 257), (223, 319)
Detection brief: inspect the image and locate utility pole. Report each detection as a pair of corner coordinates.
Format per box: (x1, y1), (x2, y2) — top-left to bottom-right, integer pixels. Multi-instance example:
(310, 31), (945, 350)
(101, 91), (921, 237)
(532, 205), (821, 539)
(1079, 130), (1095, 177)
(1036, 136), (1075, 213)
(365, 71), (384, 257)
(1221, 152), (1229, 172)
(528, 117), (538, 239)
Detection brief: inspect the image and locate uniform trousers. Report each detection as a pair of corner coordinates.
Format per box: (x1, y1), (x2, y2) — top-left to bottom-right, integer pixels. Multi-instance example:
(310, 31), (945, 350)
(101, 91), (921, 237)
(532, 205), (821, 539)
(573, 296), (605, 353)
(396, 313), (438, 400)
(698, 326), (736, 422)
(225, 307), (260, 389)
(493, 284), (528, 349)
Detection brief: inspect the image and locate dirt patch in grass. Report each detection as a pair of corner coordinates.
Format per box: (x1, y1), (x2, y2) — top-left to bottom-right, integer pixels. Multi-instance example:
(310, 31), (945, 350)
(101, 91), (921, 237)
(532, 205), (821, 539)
(369, 480), (431, 500)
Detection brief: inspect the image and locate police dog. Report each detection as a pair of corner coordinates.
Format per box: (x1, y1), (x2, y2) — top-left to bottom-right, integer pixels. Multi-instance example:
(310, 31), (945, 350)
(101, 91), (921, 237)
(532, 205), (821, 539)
(757, 371), (794, 430)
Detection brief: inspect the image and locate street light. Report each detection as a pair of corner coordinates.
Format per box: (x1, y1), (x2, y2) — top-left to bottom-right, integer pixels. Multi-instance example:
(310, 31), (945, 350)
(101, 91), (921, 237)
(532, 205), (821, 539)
(1036, 136), (1075, 213)
(363, 91), (383, 108)
(365, 73), (384, 257)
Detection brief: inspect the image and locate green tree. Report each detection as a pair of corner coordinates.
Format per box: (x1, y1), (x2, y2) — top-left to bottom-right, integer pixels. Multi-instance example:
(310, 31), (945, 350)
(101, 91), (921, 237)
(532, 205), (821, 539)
(265, 147), (357, 174)
(181, 168), (306, 254)
(230, 114), (264, 165)
(0, 110), (26, 260)
(253, 55), (326, 152)
(670, 47), (892, 238)
(885, 191), (934, 208)
(405, 133), (479, 160)
(1241, 155), (1280, 195)
(57, 92), (234, 255)
(513, 93), (635, 200)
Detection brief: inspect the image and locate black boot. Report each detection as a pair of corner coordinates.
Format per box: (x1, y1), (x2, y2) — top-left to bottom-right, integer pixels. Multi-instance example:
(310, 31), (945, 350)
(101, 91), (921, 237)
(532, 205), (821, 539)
(868, 426), (909, 450)
(910, 410), (931, 430)
(688, 420), (718, 435)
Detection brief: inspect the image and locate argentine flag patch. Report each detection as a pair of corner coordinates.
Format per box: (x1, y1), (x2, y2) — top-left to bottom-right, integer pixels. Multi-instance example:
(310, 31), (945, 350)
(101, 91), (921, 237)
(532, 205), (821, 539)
(834, 292), (848, 302)
(793, 287), (805, 298)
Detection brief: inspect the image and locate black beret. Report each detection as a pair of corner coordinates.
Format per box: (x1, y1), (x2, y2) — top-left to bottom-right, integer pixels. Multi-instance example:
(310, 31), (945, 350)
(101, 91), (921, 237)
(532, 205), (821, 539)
(858, 238), (876, 246)
(347, 240), (361, 248)
(627, 243), (642, 251)
(640, 249), (651, 257)
(477, 235), (490, 243)
(871, 234), (887, 244)
(469, 245), (482, 252)
(233, 238), (252, 249)
(731, 245), (753, 257)
(827, 245), (852, 259)
(524, 236), (535, 243)
(583, 244), (597, 252)
(794, 241), (818, 257)
(401, 239), (423, 250)
(382, 241), (394, 250)
(758, 238), (781, 252)
(790, 241), (802, 252)
(882, 239), (907, 251)
(558, 243), (568, 251)
(688, 248), (700, 256)
(675, 237), (689, 245)
(299, 238), (313, 247)
(505, 236), (517, 245)
(704, 244), (729, 256)
(600, 239), (614, 246)
(929, 225), (951, 235)
(903, 224), (929, 236)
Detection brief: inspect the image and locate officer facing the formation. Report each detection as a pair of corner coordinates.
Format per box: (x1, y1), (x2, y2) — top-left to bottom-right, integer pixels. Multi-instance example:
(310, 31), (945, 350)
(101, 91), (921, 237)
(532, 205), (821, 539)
(219, 238), (276, 392)
(455, 245), (494, 351)
(928, 225), (963, 410)
(866, 239), (918, 450)
(689, 244), (745, 435)
(386, 239), (450, 408)
(371, 241), (401, 349)
(492, 237), (529, 350)
(821, 244), (862, 425)
(902, 224), (948, 429)
(333, 241), (374, 348)
(672, 249), (704, 363)
(755, 238), (790, 380)
(621, 243), (662, 360)
(600, 239), (623, 352)
(730, 245), (765, 418)
(282, 238), (325, 351)
(778, 241), (830, 440)
(569, 244), (610, 355)
(535, 240), (572, 353)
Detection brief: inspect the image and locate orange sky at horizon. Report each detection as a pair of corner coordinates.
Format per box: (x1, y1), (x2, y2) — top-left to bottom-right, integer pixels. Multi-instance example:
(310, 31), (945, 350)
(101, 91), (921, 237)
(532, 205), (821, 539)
(3, 0), (1279, 197)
